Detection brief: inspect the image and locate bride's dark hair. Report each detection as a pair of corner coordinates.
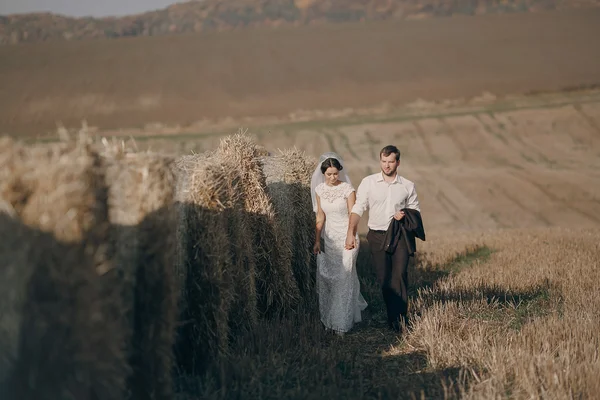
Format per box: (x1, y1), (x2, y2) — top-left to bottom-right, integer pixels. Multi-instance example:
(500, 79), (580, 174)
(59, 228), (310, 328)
(320, 157), (343, 174)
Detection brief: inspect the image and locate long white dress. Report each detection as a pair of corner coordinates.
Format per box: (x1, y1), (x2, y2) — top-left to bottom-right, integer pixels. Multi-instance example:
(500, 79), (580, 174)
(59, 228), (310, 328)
(315, 181), (368, 333)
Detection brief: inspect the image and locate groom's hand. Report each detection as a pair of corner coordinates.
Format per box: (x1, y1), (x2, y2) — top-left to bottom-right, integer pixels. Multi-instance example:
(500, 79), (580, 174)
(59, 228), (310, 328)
(393, 210), (405, 221)
(345, 232), (356, 250)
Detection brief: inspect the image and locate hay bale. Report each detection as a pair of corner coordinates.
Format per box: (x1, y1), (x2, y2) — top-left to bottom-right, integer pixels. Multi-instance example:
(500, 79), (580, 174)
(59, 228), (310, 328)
(216, 132), (299, 320)
(173, 153), (243, 374)
(0, 138), (25, 388)
(261, 148), (317, 307)
(0, 138), (128, 399)
(102, 149), (179, 400)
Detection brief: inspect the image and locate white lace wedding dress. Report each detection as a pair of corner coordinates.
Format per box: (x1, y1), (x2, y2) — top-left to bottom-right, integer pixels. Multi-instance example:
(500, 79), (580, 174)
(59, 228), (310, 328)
(315, 181), (368, 333)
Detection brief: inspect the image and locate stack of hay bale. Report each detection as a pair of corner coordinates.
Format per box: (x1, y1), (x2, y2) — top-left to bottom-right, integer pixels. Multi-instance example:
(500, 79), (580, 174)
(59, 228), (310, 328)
(101, 145), (179, 400)
(0, 137), (130, 399)
(173, 133), (316, 373)
(260, 148), (317, 305)
(0, 130), (317, 395)
(0, 137), (179, 400)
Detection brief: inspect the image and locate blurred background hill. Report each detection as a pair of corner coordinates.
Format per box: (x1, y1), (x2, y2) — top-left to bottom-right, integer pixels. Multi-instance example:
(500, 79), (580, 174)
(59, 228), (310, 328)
(2, 0), (600, 45)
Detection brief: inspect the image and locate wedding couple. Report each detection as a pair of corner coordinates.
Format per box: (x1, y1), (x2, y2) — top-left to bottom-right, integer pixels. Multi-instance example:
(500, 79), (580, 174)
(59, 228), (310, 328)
(311, 145), (425, 335)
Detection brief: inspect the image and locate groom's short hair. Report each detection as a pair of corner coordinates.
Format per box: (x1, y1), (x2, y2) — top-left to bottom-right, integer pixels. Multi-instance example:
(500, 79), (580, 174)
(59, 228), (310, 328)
(380, 145), (400, 161)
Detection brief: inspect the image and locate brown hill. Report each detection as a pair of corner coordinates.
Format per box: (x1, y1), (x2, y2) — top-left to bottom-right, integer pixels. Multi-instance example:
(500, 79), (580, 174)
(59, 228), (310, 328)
(1, 0), (599, 45)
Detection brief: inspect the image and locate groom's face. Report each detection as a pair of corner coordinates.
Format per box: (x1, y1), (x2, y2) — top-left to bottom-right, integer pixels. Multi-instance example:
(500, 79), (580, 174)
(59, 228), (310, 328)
(380, 153), (399, 176)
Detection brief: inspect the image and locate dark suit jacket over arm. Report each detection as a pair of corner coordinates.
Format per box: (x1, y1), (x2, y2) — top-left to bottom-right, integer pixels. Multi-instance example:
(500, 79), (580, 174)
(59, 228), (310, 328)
(382, 208), (426, 256)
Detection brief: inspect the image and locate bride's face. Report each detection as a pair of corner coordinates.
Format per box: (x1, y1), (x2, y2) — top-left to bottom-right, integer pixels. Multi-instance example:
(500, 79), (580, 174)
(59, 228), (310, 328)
(324, 167), (340, 185)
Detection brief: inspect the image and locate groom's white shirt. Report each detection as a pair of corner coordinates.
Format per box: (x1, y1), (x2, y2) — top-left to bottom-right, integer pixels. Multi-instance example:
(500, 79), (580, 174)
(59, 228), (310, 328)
(351, 172), (420, 231)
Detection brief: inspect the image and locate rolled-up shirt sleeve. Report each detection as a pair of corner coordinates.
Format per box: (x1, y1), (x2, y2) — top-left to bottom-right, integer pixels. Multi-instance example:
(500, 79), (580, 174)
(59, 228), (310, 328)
(351, 178), (369, 216)
(405, 183), (420, 212)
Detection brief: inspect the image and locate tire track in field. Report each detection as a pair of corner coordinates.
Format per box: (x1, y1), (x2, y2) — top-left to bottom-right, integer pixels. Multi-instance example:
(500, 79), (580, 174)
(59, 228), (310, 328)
(573, 103), (600, 142)
(498, 183), (552, 226)
(334, 129), (361, 161)
(412, 121), (441, 165)
(474, 114), (527, 170)
(548, 105), (593, 147)
(485, 186), (510, 228)
(436, 189), (462, 223)
(509, 170), (600, 224)
(502, 115), (557, 167)
(439, 118), (468, 162)
(321, 129), (339, 155)
(364, 130), (380, 160)
(415, 169), (462, 224)
(475, 113), (510, 146)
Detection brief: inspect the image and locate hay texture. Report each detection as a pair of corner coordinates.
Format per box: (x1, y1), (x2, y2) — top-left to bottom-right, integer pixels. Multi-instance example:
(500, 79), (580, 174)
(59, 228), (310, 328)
(174, 152), (244, 373)
(216, 132), (299, 320)
(0, 137), (128, 400)
(102, 148), (179, 400)
(261, 148), (317, 308)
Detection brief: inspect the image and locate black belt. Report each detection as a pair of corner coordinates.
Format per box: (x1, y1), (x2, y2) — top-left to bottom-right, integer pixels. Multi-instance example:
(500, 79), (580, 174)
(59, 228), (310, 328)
(369, 229), (386, 234)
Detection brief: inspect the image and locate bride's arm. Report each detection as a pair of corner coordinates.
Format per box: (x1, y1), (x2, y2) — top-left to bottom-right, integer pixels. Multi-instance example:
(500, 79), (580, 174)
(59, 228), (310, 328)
(345, 187), (359, 249)
(314, 195), (325, 254)
(346, 191), (356, 217)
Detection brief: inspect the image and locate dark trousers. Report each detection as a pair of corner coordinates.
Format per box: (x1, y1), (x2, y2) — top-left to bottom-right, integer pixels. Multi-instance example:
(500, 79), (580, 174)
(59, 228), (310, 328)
(366, 229), (410, 329)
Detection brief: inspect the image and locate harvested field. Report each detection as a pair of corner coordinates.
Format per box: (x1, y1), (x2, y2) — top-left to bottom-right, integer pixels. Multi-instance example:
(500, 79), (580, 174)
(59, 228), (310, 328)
(1, 9), (600, 136)
(183, 227), (600, 399)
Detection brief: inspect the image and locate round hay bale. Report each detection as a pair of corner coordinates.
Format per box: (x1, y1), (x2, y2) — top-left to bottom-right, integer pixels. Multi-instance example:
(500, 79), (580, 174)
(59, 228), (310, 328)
(0, 138), (129, 400)
(102, 150), (179, 400)
(216, 132), (299, 320)
(260, 148), (317, 309)
(173, 153), (242, 374)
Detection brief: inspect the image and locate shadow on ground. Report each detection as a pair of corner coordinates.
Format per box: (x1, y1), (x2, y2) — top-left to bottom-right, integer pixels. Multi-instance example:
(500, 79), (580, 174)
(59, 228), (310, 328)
(176, 234), (555, 399)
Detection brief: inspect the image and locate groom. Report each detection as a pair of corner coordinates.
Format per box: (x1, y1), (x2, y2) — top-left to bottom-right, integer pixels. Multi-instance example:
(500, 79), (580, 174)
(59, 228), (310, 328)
(346, 145), (422, 333)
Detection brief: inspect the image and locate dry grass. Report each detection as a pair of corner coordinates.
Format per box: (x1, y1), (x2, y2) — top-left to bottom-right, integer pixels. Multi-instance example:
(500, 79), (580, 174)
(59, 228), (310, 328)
(101, 146), (179, 400)
(0, 137), (129, 399)
(406, 228), (600, 399)
(177, 227), (600, 399)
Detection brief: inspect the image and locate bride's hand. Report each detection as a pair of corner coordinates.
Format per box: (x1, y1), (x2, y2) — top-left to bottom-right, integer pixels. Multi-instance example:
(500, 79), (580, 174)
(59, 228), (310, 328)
(345, 233), (356, 250)
(313, 242), (321, 254)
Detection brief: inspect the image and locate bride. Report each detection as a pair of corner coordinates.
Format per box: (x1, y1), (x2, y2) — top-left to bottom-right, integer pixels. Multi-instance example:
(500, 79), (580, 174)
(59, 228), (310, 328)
(311, 152), (367, 335)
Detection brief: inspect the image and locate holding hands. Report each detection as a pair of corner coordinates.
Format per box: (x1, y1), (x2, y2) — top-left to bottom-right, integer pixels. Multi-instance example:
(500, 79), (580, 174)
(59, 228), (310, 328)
(313, 241), (321, 255)
(345, 232), (356, 250)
